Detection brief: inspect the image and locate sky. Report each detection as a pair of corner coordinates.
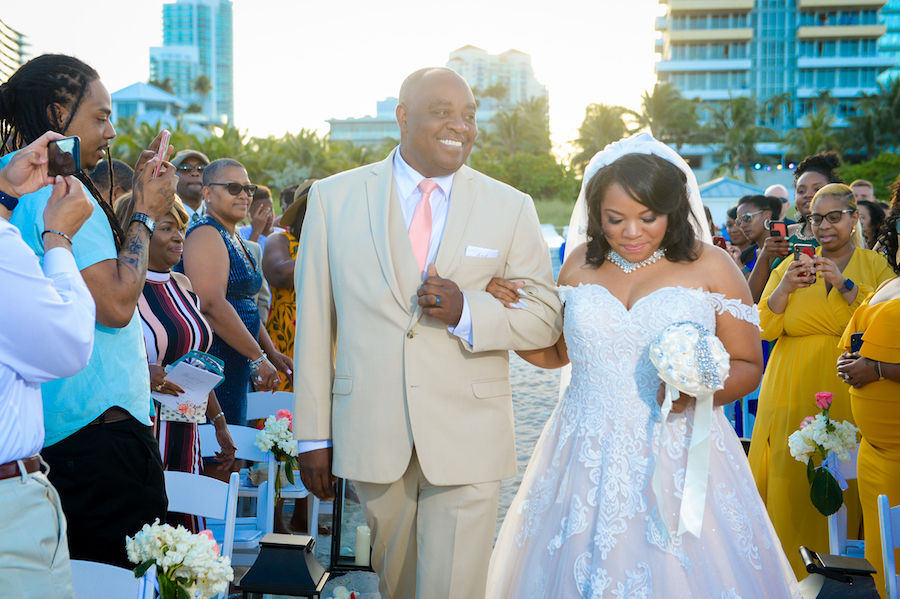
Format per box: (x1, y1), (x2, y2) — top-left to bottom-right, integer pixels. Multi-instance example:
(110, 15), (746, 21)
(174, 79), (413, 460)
(1, 0), (664, 157)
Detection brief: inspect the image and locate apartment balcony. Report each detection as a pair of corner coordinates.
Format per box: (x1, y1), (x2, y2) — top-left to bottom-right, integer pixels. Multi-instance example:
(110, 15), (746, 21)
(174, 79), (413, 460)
(656, 59), (752, 72)
(796, 85), (879, 97)
(669, 0), (754, 11)
(670, 28), (754, 42)
(656, 16), (668, 31)
(798, 0), (885, 8)
(680, 88), (752, 101)
(797, 24), (887, 38)
(797, 55), (895, 68)
(655, 37), (666, 54)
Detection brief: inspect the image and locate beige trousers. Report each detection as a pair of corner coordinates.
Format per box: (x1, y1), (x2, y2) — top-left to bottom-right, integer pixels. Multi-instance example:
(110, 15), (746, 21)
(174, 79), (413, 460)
(354, 449), (501, 599)
(0, 463), (75, 599)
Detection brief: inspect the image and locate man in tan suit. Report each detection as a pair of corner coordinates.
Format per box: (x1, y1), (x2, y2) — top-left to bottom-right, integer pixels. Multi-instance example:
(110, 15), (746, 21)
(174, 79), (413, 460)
(294, 67), (562, 599)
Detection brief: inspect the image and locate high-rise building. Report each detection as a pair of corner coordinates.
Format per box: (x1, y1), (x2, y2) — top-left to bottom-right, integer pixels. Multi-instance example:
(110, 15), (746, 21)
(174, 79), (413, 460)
(0, 19), (28, 83)
(655, 0), (891, 167)
(446, 45), (548, 126)
(150, 0), (234, 124)
(327, 98), (401, 146)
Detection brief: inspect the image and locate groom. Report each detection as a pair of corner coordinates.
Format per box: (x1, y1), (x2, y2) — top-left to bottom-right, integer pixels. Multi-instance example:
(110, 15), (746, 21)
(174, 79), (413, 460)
(293, 67), (562, 599)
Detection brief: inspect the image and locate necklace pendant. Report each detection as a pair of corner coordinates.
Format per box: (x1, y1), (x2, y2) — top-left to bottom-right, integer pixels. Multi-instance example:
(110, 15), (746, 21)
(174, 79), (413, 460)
(607, 249), (665, 273)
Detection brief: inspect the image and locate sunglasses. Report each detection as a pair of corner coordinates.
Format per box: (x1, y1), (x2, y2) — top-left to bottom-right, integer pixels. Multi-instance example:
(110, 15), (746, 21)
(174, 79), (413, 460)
(176, 164), (206, 173)
(738, 209), (766, 223)
(208, 182), (258, 196)
(806, 209), (855, 227)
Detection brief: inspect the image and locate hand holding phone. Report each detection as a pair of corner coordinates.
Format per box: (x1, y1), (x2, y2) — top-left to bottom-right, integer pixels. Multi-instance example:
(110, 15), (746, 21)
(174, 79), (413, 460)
(712, 236), (727, 250)
(850, 332), (865, 354)
(47, 136), (81, 178)
(152, 130), (171, 178)
(794, 244), (816, 261)
(768, 220), (789, 238)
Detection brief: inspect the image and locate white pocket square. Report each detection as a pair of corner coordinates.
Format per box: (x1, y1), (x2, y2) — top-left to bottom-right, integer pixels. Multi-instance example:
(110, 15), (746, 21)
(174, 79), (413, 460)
(465, 245), (499, 258)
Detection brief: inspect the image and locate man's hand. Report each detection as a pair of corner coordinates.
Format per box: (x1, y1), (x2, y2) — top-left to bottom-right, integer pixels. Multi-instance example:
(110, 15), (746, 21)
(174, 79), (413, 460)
(417, 264), (464, 325)
(132, 158), (177, 221)
(0, 131), (65, 197)
(132, 130), (175, 188)
(297, 447), (336, 501)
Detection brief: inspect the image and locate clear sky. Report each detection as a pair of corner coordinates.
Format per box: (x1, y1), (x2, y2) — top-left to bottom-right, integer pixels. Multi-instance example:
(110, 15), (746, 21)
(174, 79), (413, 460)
(2, 0), (664, 156)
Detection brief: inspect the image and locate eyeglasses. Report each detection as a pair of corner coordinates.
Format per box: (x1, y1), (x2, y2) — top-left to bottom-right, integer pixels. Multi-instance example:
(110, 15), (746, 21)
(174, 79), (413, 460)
(176, 164), (206, 173)
(738, 210), (766, 223)
(208, 182), (258, 196)
(806, 209), (855, 227)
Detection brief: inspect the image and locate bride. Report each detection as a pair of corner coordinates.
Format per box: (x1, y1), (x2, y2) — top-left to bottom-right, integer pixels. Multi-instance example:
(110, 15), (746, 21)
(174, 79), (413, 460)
(485, 134), (801, 598)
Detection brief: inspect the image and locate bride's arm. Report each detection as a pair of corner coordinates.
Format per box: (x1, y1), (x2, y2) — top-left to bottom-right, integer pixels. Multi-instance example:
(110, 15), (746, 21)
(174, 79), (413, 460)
(705, 248), (765, 406)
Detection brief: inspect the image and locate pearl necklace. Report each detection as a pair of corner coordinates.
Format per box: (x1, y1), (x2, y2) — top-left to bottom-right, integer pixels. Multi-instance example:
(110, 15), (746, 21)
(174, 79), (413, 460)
(607, 249), (665, 274)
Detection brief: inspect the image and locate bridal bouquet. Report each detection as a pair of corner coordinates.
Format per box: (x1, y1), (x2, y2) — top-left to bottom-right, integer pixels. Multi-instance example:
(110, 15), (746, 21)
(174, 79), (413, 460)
(649, 321), (730, 537)
(126, 520), (233, 599)
(788, 392), (859, 516)
(254, 409), (299, 503)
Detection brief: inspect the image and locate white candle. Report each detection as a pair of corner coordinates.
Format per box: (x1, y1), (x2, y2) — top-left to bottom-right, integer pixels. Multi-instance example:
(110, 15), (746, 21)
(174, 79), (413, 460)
(355, 525), (371, 567)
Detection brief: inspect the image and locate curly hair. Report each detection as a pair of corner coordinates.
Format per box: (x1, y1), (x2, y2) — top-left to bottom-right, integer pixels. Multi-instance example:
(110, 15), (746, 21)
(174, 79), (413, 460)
(878, 177), (900, 274)
(794, 151), (843, 186)
(584, 153), (698, 267)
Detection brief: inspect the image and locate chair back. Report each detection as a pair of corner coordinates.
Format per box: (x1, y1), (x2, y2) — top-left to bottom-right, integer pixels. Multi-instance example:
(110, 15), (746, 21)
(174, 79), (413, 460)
(828, 445), (863, 557)
(245, 391), (294, 421)
(198, 423), (269, 463)
(164, 470), (239, 561)
(71, 559), (154, 599)
(879, 494), (900, 599)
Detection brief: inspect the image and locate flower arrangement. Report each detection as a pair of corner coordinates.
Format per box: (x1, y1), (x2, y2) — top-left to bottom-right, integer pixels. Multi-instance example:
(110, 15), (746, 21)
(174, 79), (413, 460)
(254, 409), (299, 503)
(787, 392), (859, 516)
(126, 520), (234, 599)
(649, 321), (730, 537)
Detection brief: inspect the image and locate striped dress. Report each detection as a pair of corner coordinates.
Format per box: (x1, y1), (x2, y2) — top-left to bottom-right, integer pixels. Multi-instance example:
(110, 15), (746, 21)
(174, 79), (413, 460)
(139, 269), (214, 531)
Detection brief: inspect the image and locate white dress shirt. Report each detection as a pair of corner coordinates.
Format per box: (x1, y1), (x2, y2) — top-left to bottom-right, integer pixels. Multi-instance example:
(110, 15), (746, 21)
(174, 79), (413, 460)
(0, 219), (95, 464)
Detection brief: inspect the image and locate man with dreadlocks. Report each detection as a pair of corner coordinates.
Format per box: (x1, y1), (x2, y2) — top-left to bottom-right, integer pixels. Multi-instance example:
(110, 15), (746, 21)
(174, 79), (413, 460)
(0, 54), (178, 568)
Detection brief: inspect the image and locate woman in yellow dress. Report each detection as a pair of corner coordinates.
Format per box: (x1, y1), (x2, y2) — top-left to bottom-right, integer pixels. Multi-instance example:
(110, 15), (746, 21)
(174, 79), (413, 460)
(748, 184), (893, 579)
(837, 197), (900, 598)
(262, 181), (314, 393)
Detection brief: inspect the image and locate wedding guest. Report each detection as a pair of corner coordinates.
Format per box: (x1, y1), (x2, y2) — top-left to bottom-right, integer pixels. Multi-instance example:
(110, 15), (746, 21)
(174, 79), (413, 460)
(765, 183), (794, 222)
(736, 194), (782, 276)
(857, 199), (885, 250)
(725, 205), (752, 253)
(748, 183), (893, 579)
(837, 196), (900, 598)
(3, 54), (176, 568)
(89, 158), (133, 204)
(180, 159), (292, 429)
(172, 149), (210, 223)
(239, 185), (275, 252)
(748, 152), (842, 302)
(115, 193), (236, 527)
(272, 183), (299, 229)
(850, 179), (875, 203)
(0, 132), (95, 599)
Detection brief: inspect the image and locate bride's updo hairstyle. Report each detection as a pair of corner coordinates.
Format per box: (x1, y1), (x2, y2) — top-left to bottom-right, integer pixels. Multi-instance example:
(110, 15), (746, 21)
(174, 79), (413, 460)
(584, 153), (699, 267)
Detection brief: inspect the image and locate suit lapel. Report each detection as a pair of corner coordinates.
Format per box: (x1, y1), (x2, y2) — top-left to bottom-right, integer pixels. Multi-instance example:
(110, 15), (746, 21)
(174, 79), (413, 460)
(433, 166), (475, 276)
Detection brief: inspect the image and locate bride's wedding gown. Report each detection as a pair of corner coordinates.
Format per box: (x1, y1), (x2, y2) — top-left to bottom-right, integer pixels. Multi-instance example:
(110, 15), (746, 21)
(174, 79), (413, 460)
(487, 285), (801, 599)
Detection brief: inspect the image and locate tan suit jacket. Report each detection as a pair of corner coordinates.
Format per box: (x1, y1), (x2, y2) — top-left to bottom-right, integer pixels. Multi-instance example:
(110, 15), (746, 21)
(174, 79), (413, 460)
(293, 149), (562, 486)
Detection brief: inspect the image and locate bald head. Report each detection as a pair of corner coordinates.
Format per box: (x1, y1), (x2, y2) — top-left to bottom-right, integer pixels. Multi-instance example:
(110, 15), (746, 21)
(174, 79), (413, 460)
(765, 184), (790, 219)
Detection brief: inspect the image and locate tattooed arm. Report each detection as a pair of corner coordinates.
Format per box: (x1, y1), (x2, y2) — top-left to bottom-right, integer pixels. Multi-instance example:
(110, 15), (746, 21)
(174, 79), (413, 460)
(80, 158), (177, 328)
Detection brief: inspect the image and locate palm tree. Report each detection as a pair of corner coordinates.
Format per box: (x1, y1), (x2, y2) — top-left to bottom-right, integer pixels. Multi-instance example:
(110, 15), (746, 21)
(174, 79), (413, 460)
(703, 95), (778, 184)
(633, 82), (699, 149)
(192, 75), (212, 112)
(785, 107), (839, 160)
(148, 78), (174, 94)
(571, 104), (633, 174)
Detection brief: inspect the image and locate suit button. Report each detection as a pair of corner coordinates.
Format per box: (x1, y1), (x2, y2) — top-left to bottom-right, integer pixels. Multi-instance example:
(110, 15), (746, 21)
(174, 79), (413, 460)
(407, 331), (414, 339)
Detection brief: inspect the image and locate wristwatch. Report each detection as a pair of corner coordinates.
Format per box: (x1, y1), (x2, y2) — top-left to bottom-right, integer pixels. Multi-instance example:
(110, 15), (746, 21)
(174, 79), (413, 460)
(0, 188), (19, 211)
(130, 212), (155, 235)
(840, 278), (855, 294)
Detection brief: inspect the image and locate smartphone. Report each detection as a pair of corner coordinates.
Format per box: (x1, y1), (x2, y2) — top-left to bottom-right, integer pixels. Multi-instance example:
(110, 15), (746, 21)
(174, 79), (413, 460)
(152, 130), (171, 178)
(768, 220), (789, 238)
(850, 332), (864, 354)
(47, 136), (81, 177)
(712, 236), (727, 250)
(794, 244), (816, 260)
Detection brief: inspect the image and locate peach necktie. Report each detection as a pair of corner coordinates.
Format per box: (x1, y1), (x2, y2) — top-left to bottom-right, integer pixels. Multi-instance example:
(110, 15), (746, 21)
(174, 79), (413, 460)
(409, 179), (437, 274)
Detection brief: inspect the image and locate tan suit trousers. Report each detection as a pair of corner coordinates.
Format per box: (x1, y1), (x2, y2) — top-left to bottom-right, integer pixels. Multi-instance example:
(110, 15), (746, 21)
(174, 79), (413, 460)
(354, 448), (501, 599)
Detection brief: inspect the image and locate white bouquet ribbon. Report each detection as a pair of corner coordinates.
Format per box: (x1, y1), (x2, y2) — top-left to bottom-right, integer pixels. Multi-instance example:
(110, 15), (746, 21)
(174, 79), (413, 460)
(649, 321), (730, 538)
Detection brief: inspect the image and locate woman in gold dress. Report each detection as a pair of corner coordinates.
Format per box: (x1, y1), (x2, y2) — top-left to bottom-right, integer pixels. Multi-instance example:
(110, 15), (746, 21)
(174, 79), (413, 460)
(748, 183), (893, 579)
(838, 192), (900, 598)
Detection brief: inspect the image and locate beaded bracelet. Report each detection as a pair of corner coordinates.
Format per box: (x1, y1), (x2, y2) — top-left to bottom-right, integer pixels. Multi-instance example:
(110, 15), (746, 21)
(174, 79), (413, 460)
(249, 351), (268, 372)
(42, 229), (73, 245)
(211, 411), (225, 423)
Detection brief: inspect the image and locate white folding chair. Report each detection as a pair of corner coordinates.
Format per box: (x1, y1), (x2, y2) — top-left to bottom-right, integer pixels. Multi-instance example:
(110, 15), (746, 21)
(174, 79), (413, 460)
(879, 494), (900, 599)
(197, 424), (268, 566)
(828, 445), (864, 558)
(70, 557), (155, 599)
(164, 470), (239, 598)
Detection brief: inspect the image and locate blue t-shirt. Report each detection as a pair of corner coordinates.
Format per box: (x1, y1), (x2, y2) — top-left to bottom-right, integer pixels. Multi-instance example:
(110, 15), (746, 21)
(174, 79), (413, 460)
(3, 154), (152, 446)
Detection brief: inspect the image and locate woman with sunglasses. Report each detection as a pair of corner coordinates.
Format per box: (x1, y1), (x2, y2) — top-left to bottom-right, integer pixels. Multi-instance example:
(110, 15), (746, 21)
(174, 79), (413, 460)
(725, 205), (753, 255)
(748, 184), (893, 579)
(180, 158), (293, 434)
(735, 194), (782, 278)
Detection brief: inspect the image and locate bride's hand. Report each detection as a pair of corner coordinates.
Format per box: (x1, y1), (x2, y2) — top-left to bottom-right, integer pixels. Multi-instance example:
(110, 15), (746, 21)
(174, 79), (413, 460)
(487, 277), (525, 308)
(656, 382), (694, 414)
